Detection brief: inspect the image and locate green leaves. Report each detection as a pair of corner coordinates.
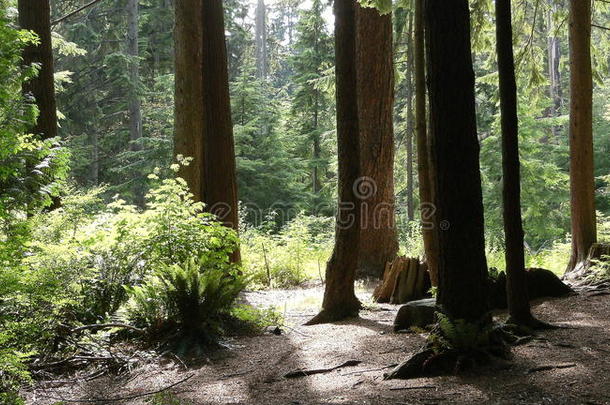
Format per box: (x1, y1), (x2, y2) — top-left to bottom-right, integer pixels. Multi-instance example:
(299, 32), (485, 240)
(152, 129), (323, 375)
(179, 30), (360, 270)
(358, 0), (393, 15)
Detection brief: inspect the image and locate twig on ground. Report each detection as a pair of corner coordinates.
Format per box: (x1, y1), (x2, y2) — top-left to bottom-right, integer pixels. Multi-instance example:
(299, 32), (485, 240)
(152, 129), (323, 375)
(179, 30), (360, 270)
(40, 373), (195, 403)
(389, 385), (436, 391)
(284, 360), (362, 378)
(527, 363), (576, 374)
(341, 363), (398, 376)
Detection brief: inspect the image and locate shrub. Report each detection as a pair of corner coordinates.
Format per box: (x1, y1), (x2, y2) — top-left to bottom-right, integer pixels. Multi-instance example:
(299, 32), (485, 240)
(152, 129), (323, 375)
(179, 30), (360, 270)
(125, 256), (245, 345)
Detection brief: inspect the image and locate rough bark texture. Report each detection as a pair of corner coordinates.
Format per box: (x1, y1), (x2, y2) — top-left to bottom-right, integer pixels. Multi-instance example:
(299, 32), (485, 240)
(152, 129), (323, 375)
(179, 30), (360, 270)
(373, 256), (429, 304)
(355, 5), (398, 279)
(405, 17), (415, 223)
(566, 0), (596, 275)
(496, 0), (534, 325)
(174, 0), (204, 201)
(18, 0), (58, 140)
(255, 0), (268, 79)
(306, 0), (361, 325)
(201, 0), (240, 234)
(424, 0), (489, 322)
(415, 0), (438, 287)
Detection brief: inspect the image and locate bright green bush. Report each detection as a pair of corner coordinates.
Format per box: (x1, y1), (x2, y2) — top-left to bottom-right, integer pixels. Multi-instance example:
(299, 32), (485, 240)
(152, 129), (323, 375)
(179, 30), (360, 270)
(125, 256), (245, 344)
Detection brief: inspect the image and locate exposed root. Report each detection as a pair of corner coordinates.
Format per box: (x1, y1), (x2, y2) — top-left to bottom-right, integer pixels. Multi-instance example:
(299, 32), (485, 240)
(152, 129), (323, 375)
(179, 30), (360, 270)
(304, 308), (359, 325)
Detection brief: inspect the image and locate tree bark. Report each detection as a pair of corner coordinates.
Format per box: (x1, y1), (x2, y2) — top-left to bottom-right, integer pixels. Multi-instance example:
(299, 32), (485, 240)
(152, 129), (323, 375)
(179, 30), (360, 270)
(414, 0), (439, 287)
(566, 0), (596, 275)
(355, 4), (398, 279)
(174, 0), (240, 261)
(405, 16), (415, 223)
(18, 0), (58, 140)
(201, 0), (240, 237)
(174, 0), (204, 201)
(424, 0), (489, 322)
(306, 0), (361, 325)
(496, 0), (534, 325)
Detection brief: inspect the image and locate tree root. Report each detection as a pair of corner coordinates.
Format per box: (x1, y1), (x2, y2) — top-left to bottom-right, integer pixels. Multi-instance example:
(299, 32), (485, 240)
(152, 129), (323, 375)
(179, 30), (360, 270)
(305, 307), (360, 325)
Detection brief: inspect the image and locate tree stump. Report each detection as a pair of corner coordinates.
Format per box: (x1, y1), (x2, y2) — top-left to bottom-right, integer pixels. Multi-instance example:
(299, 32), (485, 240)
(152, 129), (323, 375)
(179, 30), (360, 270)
(373, 257), (430, 304)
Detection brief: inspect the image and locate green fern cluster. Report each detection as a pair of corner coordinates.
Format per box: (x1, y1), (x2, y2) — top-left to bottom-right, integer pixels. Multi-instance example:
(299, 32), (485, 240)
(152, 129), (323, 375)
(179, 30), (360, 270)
(430, 313), (492, 353)
(125, 256), (246, 343)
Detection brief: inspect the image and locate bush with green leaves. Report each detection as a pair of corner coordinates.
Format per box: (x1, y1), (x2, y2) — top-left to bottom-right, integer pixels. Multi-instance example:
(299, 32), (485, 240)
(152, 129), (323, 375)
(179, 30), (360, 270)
(125, 256), (245, 345)
(240, 214), (333, 288)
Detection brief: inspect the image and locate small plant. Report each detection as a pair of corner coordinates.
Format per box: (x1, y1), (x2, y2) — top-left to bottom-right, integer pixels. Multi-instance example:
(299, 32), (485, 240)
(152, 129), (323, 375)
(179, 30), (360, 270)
(430, 313), (492, 353)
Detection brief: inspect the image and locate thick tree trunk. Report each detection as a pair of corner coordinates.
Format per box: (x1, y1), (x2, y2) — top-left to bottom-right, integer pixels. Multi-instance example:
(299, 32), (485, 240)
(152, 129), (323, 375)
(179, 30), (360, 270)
(566, 0), (596, 275)
(174, 0), (204, 201)
(255, 0), (268, 79)
(201, 0), (240, 234)
(306, 0), (361, 325)
(424, 0), (489, 322)
(355, 4), (398, 279)
(174, 0), (240, 260)
(414, 0), (439, 287)
(18, 0), (58, 140)
(496, 0), (534, 325)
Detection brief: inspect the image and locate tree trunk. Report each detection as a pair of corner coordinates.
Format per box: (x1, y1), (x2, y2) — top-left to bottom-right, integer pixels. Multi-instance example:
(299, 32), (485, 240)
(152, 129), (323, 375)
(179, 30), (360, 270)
(18, 0), (58, 141)
(127, 0), (142, 152)
(566, 0), (596, 275)
(405, 16), (415, 223)
(355, 4), (398, 279)
(496, 0), (534, 325)
(306, 0), (361, 325)
(424, 0), (489, 322)
(255, 0), (268, 79)
(201, 0), (240, 237)
(174, 0), (240, 261)
(414, 0), (439, 287)
(546, 0), (562, 139)
(174, 0), (204, 201)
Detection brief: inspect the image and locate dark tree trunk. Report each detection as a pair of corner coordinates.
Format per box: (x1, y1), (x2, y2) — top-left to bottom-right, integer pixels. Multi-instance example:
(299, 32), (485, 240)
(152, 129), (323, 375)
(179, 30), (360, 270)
(355, 4), (398, 279)
(566, 0), (596, 275)
(18, 0), (58, 140)
(174, 0), (240, 261)
(174, 0), (204, 201)
(201, 0), (240, 238)
(414, 0), (439, 287)
(405, 16), (415, 223)
(306, 0), (361, 325)
(424, 0), (489, 322)
(496, 0), (534, 325)
(255, 0), (268, 79)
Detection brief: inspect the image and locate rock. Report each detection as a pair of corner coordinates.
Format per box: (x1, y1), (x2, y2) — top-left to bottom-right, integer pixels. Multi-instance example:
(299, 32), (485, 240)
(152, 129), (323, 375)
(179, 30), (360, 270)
(393, 298), (437, 332)
(264, 326), (283, 335)
(489, 268), (574, 310)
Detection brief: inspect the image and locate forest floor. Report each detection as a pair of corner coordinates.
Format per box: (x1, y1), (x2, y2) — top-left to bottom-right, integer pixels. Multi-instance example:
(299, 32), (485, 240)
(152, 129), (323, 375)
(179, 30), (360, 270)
(25, 282), (610, 405)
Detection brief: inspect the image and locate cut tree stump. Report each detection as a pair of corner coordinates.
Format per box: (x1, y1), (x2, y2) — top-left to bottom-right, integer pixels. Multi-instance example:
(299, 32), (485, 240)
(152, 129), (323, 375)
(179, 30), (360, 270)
(373, 257), (430, 304)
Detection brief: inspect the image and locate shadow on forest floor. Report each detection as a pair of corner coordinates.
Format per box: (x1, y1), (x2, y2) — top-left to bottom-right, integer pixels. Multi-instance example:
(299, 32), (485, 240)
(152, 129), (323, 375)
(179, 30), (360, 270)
(24, 286), (610, 405)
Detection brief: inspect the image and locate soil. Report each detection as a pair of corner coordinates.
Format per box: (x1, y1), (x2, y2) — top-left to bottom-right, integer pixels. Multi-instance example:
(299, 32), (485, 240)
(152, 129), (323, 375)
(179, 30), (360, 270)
(24, 284), (610, 405)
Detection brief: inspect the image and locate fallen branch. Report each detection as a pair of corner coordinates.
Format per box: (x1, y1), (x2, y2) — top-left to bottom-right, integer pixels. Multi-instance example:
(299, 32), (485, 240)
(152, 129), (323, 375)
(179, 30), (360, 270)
(341, 363), (398, 376)
(527, 363), (576, 374)
(284, 360), (362, 378)
(389, 385), (436, 391)
(70, 323), (145, 334)
(51, 0), (106, 26)
(41, 373), (195, 403)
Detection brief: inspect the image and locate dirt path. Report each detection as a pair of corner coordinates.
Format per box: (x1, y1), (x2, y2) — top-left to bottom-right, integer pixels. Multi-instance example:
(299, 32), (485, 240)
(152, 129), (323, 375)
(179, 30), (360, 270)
(26, 286), (610, 405)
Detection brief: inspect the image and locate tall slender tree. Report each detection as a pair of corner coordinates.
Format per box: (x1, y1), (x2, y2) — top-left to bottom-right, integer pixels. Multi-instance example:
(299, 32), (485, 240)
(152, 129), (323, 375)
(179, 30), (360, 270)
(255, 0), (268, 79)
(414, 0), (439, 286)
(496, 0), (535, 325)
(355, 4), (398, 279)
(425, 0), (489, 322)
(306, 0), (361, 325)
(18, 0), (58, 141)
(566, 0), (596, 275)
